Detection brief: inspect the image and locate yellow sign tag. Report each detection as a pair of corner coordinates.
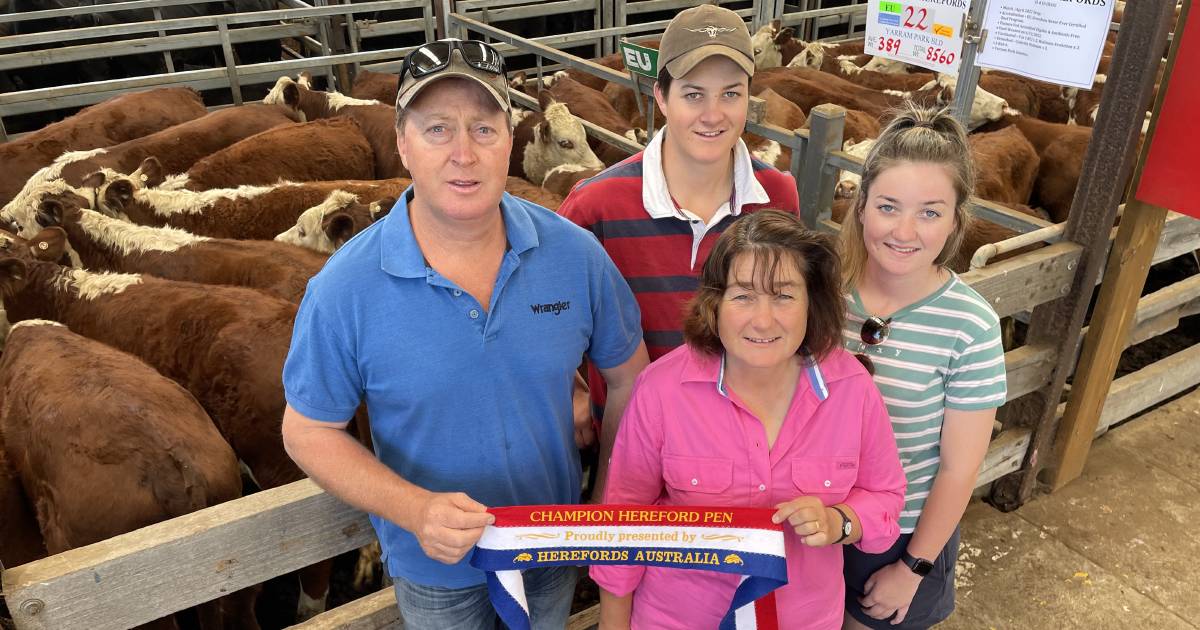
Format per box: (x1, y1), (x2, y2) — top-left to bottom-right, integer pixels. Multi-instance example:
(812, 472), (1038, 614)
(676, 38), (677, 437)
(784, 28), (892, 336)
(933, 23), (953, 37)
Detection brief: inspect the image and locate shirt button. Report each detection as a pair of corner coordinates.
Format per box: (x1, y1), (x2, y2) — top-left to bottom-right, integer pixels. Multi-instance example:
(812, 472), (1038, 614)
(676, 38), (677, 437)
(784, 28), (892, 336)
(453, 289), (462, 297)
(758, 484), (766, 492)
(691, 478), (698, 486)
(824, 480), (832, 487)
(469, 309), (480, 319)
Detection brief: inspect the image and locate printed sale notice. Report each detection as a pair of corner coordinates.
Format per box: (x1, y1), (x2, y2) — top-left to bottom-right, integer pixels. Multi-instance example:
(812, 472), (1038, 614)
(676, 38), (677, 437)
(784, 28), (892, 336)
(866, 0), (969, 73)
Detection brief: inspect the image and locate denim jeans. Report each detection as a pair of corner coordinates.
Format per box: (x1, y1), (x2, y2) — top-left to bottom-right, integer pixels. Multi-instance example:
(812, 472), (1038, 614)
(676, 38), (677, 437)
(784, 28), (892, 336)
(392, 566), (578, 630)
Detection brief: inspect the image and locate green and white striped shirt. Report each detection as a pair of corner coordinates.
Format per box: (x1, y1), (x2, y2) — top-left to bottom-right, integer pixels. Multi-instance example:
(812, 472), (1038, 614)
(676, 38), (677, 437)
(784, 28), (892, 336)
(844, 274), (1007, 533)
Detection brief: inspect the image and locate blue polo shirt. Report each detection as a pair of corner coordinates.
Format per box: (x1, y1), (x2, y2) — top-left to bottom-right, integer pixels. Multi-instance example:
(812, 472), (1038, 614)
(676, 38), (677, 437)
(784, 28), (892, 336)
(283, 188), (642, 588)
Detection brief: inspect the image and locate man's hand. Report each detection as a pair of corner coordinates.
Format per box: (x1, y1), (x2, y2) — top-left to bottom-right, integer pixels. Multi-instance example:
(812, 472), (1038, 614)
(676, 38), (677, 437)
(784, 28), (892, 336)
(772, 496), (838, 547)
(573, 371), (596, 449)
(859, 560), (923, 624)
(409, 491), (495, 565)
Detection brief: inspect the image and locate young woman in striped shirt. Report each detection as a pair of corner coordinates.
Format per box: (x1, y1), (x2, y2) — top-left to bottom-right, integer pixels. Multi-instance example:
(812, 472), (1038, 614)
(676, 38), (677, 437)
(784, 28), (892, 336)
(839, 104), (1008, 629)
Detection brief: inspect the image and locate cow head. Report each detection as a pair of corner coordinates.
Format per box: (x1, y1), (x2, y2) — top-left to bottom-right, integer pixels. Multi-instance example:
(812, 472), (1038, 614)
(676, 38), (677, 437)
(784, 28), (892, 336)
(1, 180), (91, 240)
(265, 76), (309, 122)
(518, 93), (605, 185)
(0, 227), (69, 297)
(861, 56), (911, 75)
(275, 191), (393, 253)
(918, 74), (1008, 130)
(788, 41), (833, 70)
(751, 21), (792, 69)
(836, 139), (876, 199)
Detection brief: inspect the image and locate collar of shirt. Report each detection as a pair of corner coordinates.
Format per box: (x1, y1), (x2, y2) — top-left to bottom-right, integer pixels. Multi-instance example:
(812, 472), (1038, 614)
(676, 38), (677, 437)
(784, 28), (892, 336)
(379, 186), (540, 279)
(678, 348), (832, 404)
(641, 126), (771, 224)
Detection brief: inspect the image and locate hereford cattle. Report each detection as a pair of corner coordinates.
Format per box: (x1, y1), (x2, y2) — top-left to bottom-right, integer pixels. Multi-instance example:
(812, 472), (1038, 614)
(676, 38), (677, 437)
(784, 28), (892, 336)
(0, 318), (253, 628)
(742, 87), (808, 170)
(89, 163), (410, 239)
(265, 76), (406, 179)
(0, 87), (207, 207)
(753, 66), (904, 120)
(0, 228), (335, 617)
(1, 434), (45, 569)
(543, 72), (644, 165)
(750, 21), (803, 68)
(999, 116), (1092, 222)
(542, 163), (602, 198)
(38, 194), (328, 302)
(511, 92), (606, 186)
(275, 190), (395, 254)
(969, 125), (1041, 207)
(56, 105), (300, 187)
(349, 67), (400, 103)
(506, 175), (565, 211)
(182, 117), (375, 190)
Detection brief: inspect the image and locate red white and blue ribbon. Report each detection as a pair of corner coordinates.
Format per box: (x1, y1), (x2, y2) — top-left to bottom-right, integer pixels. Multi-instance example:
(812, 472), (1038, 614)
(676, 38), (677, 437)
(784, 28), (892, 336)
(469, 504), (787, 630)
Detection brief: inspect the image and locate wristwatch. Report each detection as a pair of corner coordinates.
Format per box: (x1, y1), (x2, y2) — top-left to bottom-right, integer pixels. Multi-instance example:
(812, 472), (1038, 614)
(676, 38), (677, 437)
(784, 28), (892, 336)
(831, 506), (852, 543)
(900, 550), (935, 577)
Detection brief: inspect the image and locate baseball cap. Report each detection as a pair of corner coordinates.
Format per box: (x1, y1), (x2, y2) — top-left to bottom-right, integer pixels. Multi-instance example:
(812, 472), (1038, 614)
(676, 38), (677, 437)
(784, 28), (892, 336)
(659, 4), (755, 78)
(396, 40), (511, 112)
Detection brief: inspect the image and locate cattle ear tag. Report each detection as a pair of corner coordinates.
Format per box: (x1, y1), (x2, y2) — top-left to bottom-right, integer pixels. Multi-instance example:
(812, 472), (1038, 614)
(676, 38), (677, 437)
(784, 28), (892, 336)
(38, 242), (49, 251)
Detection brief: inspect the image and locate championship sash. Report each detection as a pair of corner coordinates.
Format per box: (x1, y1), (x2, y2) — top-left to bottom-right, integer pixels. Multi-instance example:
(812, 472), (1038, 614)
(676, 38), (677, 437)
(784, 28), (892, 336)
(469, 504), (787, 630)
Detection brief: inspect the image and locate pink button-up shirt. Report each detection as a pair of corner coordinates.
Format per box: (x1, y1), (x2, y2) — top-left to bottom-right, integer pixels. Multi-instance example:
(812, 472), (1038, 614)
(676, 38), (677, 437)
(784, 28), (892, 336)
(591, 345), (905, 630)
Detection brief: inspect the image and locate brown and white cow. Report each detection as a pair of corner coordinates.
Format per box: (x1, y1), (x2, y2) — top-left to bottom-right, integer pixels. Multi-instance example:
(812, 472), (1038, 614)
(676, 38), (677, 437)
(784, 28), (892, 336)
(540, 72), (645, 165)
(0, 316), (253, 628)
(265, 76), (407, 179)
(0, 87), (208, 208)
(969, 125), (1041, 207)
(37, 195), (328, 303)
(56, 104), (300, 187)
(275, 190), (395, 254)
(90, 164), (410, 240)
(349, 67), (400, 104)
(0, 225), (342, 616)
(511, 92), (606, 185)
(182, 117), (376, 190)
(1, 430), (45, 569)
(542, 164), (603, 198)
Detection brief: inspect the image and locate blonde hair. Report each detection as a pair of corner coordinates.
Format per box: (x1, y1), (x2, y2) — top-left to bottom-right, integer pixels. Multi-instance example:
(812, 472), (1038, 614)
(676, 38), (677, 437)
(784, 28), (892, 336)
(839, 102), (975, 289)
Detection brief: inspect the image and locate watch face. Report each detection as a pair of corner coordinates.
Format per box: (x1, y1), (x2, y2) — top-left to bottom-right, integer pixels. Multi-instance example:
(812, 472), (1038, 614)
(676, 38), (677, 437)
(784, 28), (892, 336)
(912, 559), (934, 576)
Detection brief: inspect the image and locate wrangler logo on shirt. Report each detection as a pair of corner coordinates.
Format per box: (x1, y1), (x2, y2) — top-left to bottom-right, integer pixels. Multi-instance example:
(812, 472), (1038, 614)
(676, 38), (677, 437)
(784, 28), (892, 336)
(530, 300), (571, 316)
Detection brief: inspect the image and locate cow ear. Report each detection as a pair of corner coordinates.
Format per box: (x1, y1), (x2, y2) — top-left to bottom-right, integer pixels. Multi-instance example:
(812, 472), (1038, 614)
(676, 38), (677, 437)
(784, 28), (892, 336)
(321, 211), (356, 249)
(537, 90), (556, 112)
(372, 198), (396, 220)
(284, 82), (301, 109)
(137, 157), (165, 188)
(36, 199), (65, 228)
(0, 258), (29, 297)
(776, 28), (794, 43)
(104, 180), (135, 213)
(297, 72), (313, 89)
(28, 227), (68, 263)
(770, 19), (781, 31)
(510, 71), (526, 91)
(81, 170), (107, 189)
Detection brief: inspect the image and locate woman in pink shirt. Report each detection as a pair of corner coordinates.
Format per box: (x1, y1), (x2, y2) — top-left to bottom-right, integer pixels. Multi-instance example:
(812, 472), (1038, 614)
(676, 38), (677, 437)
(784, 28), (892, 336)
(593, 210), (906, 629)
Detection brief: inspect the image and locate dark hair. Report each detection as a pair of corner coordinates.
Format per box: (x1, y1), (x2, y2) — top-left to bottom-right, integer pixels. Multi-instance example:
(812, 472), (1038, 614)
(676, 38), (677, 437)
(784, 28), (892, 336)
(684, 210), (845, 361)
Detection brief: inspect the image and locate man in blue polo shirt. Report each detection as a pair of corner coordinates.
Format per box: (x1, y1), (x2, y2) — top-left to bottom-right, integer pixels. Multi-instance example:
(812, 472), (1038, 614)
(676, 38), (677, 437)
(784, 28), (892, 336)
(281, 40), (648, 629)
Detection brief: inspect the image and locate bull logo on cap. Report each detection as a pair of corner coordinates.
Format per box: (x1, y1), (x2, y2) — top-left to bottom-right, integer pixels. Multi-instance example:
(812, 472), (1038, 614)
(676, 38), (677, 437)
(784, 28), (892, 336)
(686, 25), (738, 38)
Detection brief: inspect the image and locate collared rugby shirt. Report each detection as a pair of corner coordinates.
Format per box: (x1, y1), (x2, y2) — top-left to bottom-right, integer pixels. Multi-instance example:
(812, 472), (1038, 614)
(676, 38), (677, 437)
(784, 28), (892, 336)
(843, 273), (1007, 533)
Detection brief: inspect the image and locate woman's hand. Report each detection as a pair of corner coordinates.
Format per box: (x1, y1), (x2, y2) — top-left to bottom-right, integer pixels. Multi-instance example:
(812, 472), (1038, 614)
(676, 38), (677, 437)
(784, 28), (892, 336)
(772, 496), (838, 547)
(858, 560), (923, 624)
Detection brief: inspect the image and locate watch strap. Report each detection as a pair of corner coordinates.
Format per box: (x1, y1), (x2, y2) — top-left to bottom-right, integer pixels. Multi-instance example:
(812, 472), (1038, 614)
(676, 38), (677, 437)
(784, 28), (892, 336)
(830, 505), (852, 544)
(900, 550), (934, 577)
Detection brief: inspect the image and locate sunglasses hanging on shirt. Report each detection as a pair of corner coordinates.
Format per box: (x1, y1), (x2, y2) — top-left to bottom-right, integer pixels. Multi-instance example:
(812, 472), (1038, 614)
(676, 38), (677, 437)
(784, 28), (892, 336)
(853, 316), (891, 376)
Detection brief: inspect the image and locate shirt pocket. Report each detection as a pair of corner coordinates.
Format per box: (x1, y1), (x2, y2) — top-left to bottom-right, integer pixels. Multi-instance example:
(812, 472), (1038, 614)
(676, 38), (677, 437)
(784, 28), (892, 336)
(662, 455), (734, 502)
(791, 456), (858, 504)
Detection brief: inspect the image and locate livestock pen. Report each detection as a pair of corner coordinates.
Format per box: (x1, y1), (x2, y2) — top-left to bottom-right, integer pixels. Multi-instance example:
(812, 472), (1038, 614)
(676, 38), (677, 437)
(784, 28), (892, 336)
(1, 0), (1193, 628)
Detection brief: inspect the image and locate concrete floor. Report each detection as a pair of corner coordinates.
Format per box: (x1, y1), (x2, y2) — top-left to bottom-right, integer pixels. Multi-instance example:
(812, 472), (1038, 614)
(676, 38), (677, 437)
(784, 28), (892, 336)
(938, 388), (1200, 629)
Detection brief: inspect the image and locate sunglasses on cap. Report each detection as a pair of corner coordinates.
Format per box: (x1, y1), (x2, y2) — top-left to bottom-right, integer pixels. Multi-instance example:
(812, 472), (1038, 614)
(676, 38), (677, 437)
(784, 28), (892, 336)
(853, 316), (891, 376)
(400, 40), (507, 81)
